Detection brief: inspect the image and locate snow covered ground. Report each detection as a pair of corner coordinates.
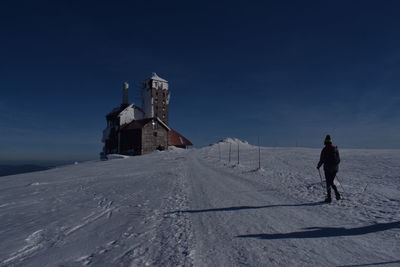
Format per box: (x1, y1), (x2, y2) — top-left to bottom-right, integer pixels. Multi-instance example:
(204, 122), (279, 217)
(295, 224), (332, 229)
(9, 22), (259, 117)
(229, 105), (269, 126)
(1, 139), (399, 266)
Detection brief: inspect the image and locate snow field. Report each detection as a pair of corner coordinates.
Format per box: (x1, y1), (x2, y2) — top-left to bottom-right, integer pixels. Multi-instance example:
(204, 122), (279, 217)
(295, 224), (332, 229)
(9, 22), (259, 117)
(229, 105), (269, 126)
(196, 140), (400, 265)
(205, 140), (400, 224)
(0, 140), (399, 266)
(0, 152), (194, 266)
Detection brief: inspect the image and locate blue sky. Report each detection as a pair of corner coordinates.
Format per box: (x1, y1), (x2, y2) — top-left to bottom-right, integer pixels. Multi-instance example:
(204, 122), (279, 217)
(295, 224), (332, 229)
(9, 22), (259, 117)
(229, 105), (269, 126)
(1, 0), (400, 163)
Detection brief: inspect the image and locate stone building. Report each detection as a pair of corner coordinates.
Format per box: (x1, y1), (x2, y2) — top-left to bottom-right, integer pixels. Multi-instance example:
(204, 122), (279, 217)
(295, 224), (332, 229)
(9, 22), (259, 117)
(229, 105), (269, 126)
(102, 73), (192, 156)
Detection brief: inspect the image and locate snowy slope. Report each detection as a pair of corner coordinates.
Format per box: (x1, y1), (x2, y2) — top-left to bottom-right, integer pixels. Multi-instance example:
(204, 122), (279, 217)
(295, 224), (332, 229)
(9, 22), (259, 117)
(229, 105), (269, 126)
(0, 142), (399, 266)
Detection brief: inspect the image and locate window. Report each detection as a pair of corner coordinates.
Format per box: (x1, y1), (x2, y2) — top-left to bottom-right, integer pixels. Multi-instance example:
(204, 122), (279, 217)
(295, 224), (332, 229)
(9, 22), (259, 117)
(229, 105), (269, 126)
(153, 132), (157, 137)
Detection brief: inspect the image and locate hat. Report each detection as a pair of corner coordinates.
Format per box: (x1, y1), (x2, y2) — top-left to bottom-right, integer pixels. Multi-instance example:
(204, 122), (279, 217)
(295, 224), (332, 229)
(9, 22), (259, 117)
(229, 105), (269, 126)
(324, 135), (332, 144)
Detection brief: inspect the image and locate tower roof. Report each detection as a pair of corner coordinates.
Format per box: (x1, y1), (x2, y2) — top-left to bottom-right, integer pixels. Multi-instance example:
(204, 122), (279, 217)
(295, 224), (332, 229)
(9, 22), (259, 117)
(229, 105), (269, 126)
(148, 72), (168, 83)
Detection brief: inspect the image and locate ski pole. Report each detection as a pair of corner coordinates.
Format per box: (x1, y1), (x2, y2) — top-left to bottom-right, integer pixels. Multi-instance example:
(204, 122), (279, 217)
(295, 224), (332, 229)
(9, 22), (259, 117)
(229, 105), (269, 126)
(318, 169), (325, 190)
(335, 175), (346, 195)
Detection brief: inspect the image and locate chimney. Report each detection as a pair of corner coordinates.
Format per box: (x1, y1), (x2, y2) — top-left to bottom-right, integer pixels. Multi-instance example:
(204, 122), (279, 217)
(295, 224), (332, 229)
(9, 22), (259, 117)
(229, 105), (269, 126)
(122, 82), (129, 105)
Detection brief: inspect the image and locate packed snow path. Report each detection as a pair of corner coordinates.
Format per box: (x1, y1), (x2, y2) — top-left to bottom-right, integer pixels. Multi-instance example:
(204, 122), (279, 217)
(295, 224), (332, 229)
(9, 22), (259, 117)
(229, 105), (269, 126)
(183, 152), (399, 266)
(1, 143), (399, 266)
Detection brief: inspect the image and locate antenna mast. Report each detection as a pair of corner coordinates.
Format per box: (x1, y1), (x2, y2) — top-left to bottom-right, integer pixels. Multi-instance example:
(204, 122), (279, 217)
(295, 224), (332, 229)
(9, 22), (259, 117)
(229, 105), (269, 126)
(122, 82), (129, 105)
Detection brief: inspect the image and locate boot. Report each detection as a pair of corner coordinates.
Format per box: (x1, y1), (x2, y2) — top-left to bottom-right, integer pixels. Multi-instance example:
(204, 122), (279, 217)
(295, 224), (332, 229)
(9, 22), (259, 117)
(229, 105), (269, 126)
(324, 196), (332, 203)
(335, 191), (341, 200)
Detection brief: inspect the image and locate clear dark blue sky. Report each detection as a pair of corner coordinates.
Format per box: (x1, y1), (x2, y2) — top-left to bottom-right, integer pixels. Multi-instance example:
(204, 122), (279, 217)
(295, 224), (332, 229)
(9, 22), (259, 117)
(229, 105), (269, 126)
(1, 0), (400, 163)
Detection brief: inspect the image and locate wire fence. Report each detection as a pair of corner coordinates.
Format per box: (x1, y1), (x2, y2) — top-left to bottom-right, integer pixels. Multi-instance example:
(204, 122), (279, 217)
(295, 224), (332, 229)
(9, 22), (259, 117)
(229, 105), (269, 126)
(213, 138), (265, 171)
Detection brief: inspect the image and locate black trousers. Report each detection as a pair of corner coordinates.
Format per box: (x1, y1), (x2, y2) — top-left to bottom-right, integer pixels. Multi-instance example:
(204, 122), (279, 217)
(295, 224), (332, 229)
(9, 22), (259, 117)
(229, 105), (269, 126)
(325, 170), (339, 197)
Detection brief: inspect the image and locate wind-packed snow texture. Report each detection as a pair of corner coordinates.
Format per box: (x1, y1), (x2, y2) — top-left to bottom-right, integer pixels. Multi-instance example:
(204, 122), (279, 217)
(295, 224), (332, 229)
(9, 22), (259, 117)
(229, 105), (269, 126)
(1, 140), (399, 266)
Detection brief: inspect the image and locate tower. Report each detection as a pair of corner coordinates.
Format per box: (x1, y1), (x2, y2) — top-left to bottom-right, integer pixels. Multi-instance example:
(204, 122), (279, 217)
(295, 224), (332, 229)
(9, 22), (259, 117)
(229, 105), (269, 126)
(122, 82), (129, 106)
(142, 73), (170, 125)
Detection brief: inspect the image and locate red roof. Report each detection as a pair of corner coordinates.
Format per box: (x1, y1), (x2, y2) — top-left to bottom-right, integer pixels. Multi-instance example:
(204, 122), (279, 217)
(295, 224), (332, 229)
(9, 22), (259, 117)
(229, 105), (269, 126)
(168, 129), (193, 147)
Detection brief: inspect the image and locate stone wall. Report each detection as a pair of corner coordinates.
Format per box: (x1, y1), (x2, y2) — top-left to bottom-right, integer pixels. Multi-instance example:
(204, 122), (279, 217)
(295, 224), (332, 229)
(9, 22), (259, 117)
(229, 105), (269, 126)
(141, 121), (168, 154)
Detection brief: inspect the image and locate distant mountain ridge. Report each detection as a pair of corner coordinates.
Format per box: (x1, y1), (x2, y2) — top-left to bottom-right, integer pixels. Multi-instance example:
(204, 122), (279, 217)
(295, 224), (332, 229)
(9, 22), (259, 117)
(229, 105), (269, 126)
(0, 165), (51, 177)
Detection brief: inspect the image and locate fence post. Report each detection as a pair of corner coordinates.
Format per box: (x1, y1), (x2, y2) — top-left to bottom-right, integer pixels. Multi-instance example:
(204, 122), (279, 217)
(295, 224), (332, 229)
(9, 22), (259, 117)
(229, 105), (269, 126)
(237, 142), (239, 165)
(229, 143), (231, 163)
(258, 136), (261, 169)
(218, 143), (221, 161)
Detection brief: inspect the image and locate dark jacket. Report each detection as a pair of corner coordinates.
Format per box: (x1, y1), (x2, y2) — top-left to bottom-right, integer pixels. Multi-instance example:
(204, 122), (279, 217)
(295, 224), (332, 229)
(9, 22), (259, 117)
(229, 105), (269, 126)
(317, 144), (340, 172)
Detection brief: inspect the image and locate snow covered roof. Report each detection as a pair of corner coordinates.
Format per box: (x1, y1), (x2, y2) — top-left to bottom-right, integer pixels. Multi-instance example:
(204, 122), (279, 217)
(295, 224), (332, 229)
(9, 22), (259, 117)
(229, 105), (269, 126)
(118, 104), (144, 116)
(148, 72), (168, 83)
(155, 117), (171, 131)
(107, 104), (144, 119)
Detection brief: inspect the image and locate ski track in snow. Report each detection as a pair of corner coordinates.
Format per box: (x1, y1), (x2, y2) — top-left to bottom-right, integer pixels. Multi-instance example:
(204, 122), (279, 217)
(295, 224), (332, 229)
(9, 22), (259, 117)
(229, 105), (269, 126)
(0, 143), (399, 266)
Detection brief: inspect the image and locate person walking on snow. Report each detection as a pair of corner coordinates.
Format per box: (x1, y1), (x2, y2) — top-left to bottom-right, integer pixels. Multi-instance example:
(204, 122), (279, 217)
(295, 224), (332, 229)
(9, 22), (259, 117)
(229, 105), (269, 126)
(317, 135), (341, 203)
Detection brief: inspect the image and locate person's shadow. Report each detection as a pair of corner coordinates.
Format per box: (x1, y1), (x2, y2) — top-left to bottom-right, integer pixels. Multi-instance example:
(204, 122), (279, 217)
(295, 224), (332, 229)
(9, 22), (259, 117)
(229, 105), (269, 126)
(237, 221), (400, 239)
(166, 202), (325, 214)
